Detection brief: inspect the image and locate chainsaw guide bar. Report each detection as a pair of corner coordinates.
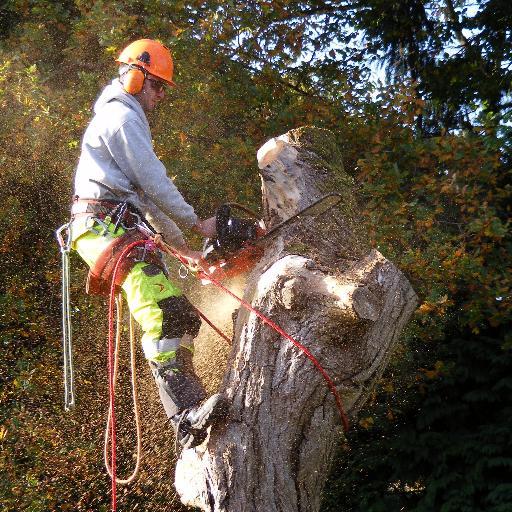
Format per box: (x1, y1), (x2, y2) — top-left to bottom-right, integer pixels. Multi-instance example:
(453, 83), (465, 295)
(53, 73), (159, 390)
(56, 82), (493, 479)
(201, 193), (342, 282)
(254, 192), (342, 245)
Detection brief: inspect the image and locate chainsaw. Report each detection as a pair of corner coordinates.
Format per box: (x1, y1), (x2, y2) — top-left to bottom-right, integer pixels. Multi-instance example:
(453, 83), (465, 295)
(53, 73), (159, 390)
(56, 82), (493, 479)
(201, 193), (342, 281)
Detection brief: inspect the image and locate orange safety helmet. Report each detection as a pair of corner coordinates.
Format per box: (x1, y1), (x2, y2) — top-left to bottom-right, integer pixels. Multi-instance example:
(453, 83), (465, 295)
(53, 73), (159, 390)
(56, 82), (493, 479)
(116, 39), (176, 94)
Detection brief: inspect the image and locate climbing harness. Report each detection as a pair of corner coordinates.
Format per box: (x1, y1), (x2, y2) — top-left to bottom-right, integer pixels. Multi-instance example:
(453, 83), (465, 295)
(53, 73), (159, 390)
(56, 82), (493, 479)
(71, 198), (166, 297)
(55, 223), (75, 411)
(85, 228), (164, 296)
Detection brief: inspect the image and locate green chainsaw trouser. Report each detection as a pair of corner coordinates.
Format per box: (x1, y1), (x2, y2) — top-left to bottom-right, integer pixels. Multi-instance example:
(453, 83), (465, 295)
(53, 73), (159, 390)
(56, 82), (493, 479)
(71, 218), (206, 417)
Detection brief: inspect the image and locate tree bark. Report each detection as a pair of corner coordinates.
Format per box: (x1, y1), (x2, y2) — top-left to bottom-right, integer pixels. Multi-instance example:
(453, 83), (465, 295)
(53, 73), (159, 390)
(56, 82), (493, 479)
(175, 127), (418, 512)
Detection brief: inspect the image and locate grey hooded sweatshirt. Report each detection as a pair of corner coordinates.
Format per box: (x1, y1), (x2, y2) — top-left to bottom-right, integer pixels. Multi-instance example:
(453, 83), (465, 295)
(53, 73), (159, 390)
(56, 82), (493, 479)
(73, 79), (197, 246)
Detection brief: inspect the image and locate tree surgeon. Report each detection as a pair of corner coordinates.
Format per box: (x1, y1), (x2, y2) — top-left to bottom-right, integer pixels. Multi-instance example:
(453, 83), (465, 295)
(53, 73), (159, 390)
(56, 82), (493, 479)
(70, 39), (227, 449)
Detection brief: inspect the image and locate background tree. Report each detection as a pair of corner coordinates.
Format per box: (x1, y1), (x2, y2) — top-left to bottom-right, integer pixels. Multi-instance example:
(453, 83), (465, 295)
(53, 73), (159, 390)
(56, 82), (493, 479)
(0, 1), (510, 511)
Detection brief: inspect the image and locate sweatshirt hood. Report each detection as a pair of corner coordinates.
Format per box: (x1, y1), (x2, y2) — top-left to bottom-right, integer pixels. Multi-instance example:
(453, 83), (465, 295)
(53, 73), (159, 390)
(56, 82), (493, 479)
(93, 79), (146, 121)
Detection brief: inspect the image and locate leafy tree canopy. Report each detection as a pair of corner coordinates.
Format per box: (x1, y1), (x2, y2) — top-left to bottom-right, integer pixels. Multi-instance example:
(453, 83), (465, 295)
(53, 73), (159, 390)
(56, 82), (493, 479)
(0, 1), (510, 511)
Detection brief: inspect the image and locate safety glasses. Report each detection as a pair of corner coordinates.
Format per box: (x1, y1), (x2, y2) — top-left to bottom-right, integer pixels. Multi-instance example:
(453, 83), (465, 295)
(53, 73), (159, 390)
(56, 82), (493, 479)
(146, 77), (166, 93)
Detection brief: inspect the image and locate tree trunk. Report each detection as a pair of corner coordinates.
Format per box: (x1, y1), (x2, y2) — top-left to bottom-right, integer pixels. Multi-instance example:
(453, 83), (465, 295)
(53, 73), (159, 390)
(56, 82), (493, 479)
(175, 127), (418, 512)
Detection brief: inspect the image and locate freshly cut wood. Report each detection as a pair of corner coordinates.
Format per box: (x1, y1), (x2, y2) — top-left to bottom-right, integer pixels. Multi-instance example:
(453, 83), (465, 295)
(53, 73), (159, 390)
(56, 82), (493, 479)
(176, 127), (418, 512)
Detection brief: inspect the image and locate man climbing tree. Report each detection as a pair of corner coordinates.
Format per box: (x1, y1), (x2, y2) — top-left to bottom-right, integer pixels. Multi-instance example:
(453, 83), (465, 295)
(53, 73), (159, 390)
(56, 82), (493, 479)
(69, 38), (227, 449)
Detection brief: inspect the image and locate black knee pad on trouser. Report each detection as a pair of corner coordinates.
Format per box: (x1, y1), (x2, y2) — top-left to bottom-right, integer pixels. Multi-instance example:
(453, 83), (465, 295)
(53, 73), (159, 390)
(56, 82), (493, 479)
(158, 295), (201, 339)
(152, 347), (206, 418)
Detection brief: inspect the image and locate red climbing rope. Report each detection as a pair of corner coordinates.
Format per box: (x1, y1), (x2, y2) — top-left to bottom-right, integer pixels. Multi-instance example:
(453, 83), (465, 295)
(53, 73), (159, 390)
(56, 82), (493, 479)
(107, 239), (148, 512)
(158, 240), (350, 433)
(193, 306), (232, 345)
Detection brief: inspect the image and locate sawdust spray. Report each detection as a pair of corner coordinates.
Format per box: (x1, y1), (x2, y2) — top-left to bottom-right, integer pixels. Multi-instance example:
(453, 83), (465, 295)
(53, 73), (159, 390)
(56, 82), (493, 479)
(186, 274), (247, 393)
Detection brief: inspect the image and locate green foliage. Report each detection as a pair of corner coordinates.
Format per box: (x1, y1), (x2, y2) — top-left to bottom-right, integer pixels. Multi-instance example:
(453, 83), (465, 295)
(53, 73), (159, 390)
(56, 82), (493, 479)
(180, 1), (512, 135)
(0, 1), (510, 511)
(355, 0), (512, 133)
(353, 84), (511, 338)
(321, 325), (512, 512)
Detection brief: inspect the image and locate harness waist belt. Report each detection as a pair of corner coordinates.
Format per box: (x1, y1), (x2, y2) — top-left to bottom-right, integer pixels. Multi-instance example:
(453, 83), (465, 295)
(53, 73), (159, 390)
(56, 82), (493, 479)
(71, 198), (123, 215)
(72, 198), (143, 230)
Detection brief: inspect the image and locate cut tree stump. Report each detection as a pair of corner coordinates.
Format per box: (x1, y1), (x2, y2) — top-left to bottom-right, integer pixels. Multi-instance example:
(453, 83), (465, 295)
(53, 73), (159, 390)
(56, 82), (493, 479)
(175, 127), (418, 512)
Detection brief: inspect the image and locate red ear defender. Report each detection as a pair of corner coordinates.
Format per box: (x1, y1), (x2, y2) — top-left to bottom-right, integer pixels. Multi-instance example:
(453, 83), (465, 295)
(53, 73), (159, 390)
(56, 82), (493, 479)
(123, 67), (145, 94)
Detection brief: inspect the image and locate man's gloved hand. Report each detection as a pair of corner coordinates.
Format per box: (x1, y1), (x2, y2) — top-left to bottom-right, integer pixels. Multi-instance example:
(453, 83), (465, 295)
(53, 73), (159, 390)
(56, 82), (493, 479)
(175, 244), (208, 271)
(193, 216), (217, 238)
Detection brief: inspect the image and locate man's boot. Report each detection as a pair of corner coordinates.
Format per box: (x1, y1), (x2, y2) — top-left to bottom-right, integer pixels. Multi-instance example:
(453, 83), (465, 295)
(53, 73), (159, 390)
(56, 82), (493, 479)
(150, 345), (206, 417)
(170, 393), (229, 449)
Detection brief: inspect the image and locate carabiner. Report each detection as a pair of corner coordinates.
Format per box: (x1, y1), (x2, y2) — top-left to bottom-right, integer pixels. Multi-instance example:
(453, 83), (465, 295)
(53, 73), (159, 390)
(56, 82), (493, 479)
(85, 216), (111, 236)
(55, 223), (72, 253)
(178, 264), (189, 279)
(55, 222), (75, 411)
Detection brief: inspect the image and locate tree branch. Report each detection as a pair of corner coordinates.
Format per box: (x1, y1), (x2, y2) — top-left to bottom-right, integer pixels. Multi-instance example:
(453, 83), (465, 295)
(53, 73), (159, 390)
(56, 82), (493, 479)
(443, 0), (470, 49)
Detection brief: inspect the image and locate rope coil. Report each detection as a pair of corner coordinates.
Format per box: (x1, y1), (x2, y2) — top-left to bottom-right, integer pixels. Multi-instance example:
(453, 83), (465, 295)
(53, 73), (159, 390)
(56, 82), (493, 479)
(107, 239), (148, 511)
(104, 294), (142, 486)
